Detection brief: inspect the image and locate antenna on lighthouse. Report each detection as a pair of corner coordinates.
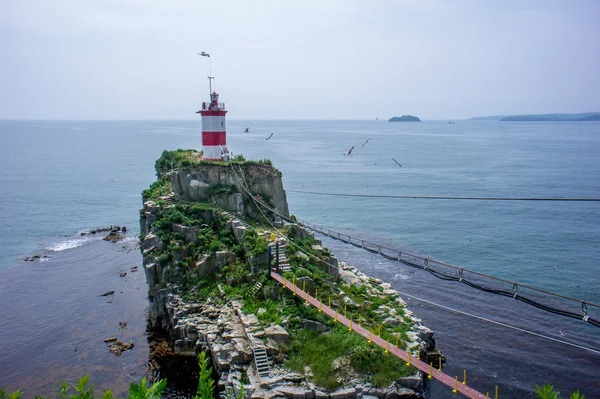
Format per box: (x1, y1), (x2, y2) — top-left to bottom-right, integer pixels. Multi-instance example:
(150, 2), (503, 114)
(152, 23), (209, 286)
(198, 52), (214, 95)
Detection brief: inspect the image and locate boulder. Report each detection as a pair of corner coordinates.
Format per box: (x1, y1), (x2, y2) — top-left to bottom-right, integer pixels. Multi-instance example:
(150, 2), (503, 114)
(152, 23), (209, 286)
(264, 325), (290, 345)
(296, 276), (315, 295)
(302, 319), (327, 332)
(143, 233), (160, 250)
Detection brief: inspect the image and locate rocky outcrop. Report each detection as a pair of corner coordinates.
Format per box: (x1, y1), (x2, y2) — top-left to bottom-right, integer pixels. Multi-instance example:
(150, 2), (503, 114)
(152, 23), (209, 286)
(161, 265), (427, 399)
(170, 164), (289, 220)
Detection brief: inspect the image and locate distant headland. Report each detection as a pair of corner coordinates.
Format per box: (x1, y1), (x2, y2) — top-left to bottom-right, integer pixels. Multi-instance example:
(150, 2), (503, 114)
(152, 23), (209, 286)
(471, 112), (600, 122)
(389, 115), (421, 122)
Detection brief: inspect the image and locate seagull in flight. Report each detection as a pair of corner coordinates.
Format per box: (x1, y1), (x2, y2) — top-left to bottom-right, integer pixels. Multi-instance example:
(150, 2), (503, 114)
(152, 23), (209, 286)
(391, 158), (402, 167)
(110, 178), (117, 183)
(244, 127), (250, 132)
(266, 133), (274, 140)
(343, 146), (355, 157)
(362, 138), (370, 147)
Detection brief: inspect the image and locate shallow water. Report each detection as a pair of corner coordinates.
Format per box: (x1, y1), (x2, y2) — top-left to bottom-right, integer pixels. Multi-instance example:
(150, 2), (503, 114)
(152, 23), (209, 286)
(0, 119), (599, 398)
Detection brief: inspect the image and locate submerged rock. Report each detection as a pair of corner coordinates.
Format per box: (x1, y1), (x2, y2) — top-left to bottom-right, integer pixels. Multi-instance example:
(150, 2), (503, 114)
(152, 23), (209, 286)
(107, 339), (134, 356)
(100, 290), (115, 297)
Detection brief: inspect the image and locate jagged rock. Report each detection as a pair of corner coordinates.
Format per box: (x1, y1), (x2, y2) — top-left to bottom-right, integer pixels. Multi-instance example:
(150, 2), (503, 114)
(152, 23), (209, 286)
(104, 337), (118, 342)
(395, 374), (422, 391)
(100, 290), (115, 297)
(296, 276), (315, 294)
(302, 319), (327, 332)
(107, 339), (134, 356)
(329, 388), (355, 399)
(264, 325), (290, 345)
(119, 321), (128, 330)
(103, 231), (124, 242)
(143, 233), (159, 250)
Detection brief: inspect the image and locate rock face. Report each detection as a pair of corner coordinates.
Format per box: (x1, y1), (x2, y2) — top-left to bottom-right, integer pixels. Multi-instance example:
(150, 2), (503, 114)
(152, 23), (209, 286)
(170, 164), (290, 220)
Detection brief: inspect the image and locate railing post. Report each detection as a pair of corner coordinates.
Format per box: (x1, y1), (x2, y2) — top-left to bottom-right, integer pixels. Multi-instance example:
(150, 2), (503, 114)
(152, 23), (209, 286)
(275, 242), (280, 274)
(268, 247), (272, 276)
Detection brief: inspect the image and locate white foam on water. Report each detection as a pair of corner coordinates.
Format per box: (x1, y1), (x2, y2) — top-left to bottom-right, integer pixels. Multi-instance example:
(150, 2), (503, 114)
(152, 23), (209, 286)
(47, 237), (93, 252)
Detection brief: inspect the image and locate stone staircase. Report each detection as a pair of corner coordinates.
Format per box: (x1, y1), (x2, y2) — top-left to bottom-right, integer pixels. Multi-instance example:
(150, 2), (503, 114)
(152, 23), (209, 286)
(250, 281), (263, 296)
(251, 344), (271, 379)
(269, 240), (291, 274)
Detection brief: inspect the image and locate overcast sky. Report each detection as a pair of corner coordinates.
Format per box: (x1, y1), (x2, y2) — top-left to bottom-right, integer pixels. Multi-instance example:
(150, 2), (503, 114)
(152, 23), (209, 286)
(2, 0), (599, 120)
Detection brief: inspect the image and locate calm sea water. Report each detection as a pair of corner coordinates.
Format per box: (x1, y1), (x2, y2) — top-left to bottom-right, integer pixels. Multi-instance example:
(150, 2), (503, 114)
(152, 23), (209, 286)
(0, 120), (599, 398)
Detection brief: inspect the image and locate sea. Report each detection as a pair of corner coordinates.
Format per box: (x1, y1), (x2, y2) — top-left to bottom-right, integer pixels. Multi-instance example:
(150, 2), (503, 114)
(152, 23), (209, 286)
(0, 119), (599, 398)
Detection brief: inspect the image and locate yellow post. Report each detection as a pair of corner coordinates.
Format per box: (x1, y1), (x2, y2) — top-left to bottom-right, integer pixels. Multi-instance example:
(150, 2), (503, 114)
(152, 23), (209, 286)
(378, 324), (381, 336)
(306, 290), (309, 302)
(328, 296), (331, 307)
(349, 318), (353, 332)
(294, 284), (296, 296)
(486, 393), (489, 398)
(385, 340), (389, 354)
(428, 363), (433, 380)
(358, 318), (362, 327)
(417, 350), (420, 361)
(395, 335), (399, 347)
(495, 385), (498, 399)
(405, 353), (410, 366)
(303, 281), (306, 291)
(283, 277), (286, 287)
(368, 330), (372, 343)
(438, 358), (443, 372)
(463, 369), (466, 385)
(453, 377), (458, 394)
(335, 310), (338, 322)
(319, 301), (322, 312)
(344, 305), (347, 317)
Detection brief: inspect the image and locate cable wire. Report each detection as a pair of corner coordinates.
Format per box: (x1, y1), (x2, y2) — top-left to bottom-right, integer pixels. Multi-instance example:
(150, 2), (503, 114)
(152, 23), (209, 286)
(287, 189), (600, 202)
(394, 289), (600, 356)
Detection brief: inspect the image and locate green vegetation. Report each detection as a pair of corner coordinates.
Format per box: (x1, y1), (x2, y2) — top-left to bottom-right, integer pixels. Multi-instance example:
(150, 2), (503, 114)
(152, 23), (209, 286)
(285, 325), (412, 389)
(142, 178), (172, 201)
(0, 352), (252, 399)
(195, 352), (214, 399)
(153, 149), (277, 177)
(241, 229), (268, 257)
(536, 384), (584, 399)
(0, 375), (167, 399)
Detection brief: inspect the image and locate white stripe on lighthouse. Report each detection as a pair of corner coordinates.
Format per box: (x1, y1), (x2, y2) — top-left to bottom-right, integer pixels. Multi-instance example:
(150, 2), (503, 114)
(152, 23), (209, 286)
(201, 115), (226, 132)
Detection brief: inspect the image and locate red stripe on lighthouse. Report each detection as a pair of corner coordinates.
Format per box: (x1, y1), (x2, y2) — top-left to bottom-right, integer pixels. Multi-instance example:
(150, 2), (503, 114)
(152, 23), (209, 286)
(199, 110), (228, 116)
(202, 131), (227, 146)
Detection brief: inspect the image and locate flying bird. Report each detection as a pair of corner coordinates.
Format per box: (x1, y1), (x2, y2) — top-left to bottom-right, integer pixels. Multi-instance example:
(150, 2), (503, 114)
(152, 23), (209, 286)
(110, 178), (117, 183)
(391, 158), (402, 167)
(198, 52), (210, 57)
(343, 146), (355, 157)
(266, 133), (274, 140)
(244, 127), (250, 132)
(362, 138), (370, 147)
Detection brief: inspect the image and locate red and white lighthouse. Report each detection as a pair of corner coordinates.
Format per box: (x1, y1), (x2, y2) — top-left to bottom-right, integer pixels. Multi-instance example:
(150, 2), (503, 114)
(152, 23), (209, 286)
(198, 91), (229, 160)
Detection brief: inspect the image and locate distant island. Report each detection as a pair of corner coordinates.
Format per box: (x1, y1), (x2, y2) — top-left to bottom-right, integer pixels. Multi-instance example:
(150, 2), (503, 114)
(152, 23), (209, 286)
(389, 115), (421, 122)
(472, 112), (600, 121)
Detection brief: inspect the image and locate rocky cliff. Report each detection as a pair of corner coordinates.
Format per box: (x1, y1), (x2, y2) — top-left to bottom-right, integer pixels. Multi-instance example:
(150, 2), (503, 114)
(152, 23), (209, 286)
(169, 163), (289, 222)
(139, 155), (435, 398)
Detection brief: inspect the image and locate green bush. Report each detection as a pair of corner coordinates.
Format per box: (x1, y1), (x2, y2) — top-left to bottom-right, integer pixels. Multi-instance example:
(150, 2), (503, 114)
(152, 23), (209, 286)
(142, 178), (172, 201)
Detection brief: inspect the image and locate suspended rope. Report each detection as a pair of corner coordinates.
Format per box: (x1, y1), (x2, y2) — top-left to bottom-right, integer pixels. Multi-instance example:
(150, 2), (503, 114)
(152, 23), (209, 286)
(235, 189), (600, 328)
(287, 189), (600, 202)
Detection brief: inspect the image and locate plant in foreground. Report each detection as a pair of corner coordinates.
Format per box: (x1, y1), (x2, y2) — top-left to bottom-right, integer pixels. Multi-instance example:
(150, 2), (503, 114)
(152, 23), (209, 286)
(536, 384), (584, 399)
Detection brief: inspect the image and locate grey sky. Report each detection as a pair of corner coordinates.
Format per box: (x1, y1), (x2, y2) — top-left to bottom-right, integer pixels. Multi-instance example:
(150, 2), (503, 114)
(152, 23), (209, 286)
(2, 0), (599, 120)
